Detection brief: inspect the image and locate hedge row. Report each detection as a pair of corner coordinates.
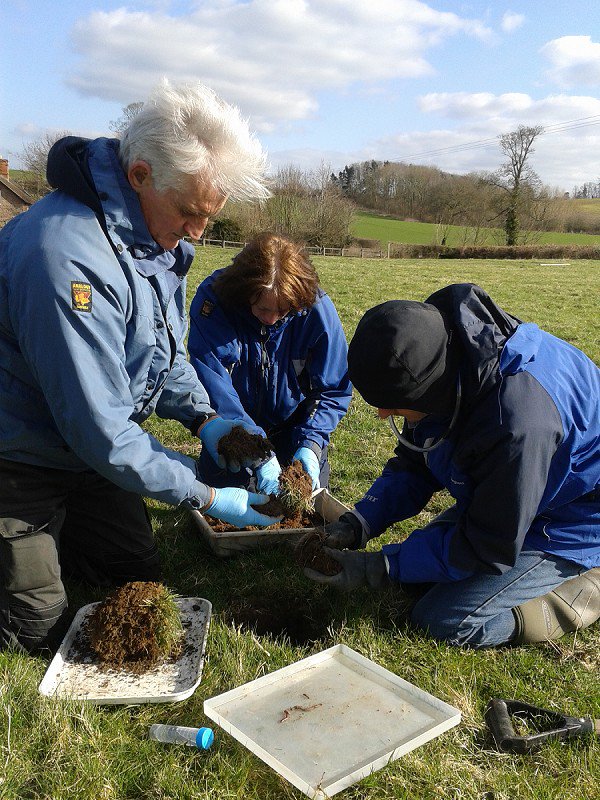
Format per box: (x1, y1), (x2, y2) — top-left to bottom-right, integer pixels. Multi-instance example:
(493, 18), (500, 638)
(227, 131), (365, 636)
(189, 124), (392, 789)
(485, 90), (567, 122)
(389, 243), (600, 259)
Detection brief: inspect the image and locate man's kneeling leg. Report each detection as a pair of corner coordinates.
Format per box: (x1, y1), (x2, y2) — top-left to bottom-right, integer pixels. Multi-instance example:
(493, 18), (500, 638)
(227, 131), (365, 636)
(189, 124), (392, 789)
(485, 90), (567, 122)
(0, 509), (69, 654)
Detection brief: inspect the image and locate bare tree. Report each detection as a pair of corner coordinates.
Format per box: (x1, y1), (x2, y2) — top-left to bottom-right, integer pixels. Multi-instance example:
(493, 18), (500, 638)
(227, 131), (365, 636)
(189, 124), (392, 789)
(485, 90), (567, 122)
(109, 102), (144, 136)
(493, 125), (543, 245)
(21, 130), (72, 176)
(19, 130), (72, 198)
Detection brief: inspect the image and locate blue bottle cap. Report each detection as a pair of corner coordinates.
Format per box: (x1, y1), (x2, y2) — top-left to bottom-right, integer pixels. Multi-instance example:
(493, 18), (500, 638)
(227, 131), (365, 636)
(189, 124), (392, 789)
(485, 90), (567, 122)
(195, 727), (214, 750)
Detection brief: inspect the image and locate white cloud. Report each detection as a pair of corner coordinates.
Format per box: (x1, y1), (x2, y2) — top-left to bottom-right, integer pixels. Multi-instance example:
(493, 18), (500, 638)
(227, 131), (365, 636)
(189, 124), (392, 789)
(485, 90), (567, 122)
(542, 35), (600, 87)
(343, 91), (600, 190)
(66, 0), (492, 130)
(501, 11), (524, 33)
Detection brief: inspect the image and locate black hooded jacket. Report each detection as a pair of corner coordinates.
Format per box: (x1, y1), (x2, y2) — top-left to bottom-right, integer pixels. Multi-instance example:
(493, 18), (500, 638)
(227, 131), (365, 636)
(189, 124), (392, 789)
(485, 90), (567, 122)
(353, 284), (599, 582)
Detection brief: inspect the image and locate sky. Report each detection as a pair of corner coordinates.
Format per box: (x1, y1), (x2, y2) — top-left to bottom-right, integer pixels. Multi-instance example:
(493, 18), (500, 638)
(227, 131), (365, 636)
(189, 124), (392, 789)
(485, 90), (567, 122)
(2, 0), (600, 192)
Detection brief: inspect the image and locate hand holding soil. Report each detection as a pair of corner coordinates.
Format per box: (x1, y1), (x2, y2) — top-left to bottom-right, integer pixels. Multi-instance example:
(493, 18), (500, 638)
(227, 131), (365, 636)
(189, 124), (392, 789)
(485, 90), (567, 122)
(217, 425), (273, 466)
(294, 530), (344, 576)
(206, 460), (317, 532)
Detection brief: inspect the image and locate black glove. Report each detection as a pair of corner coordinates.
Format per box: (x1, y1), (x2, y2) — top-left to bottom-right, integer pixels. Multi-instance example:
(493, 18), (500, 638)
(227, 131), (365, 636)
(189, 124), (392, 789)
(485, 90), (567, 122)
(322, 511), (365, 550)
(303, 549), (391, 591)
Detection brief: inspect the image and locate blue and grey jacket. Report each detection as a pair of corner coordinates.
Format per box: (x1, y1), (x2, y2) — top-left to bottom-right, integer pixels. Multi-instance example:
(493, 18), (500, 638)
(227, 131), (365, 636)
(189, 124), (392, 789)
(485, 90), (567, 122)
(0, 136), (213, 507)
(354, 284), (599, 583)
(188, 269), (352, 457)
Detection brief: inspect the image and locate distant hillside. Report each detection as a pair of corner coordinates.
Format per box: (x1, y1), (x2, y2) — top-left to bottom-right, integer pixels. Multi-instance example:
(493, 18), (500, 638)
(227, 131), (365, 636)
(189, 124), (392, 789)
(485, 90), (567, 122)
(351, 210), (600, 249)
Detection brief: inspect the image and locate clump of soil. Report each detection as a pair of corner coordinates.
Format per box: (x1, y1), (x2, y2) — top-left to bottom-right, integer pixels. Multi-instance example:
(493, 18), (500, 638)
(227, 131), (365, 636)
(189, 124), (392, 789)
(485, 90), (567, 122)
(206, 460), (316, 532)
(86, 581), (184, 673)
(294, 530), (343, 576)
(217, 426), (273, 464)
(278, 460), (314, 526)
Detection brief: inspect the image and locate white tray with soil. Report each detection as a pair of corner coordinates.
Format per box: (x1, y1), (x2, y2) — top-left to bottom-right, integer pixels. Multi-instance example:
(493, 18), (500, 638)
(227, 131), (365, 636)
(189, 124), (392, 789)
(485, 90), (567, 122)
(204, 644), (461, 798)
(189, 488), (350, 557)
(38, 596), (211, 704)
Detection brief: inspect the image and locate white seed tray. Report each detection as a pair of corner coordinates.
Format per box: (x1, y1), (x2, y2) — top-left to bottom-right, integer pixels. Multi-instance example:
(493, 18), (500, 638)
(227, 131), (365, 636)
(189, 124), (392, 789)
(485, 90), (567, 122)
(38, 597), (211, 705)
(189, 488), (350, 557)
(204, 644), (461, 798)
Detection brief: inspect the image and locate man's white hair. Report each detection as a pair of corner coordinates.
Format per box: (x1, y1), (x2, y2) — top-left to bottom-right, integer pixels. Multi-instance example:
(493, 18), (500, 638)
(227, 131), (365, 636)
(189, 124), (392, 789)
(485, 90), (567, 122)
(119, 79), (270, 201)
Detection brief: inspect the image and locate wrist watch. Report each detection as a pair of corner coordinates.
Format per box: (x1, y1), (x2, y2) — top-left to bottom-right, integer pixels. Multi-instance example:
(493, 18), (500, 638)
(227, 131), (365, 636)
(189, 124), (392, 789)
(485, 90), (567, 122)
(193, 412), (217, 436)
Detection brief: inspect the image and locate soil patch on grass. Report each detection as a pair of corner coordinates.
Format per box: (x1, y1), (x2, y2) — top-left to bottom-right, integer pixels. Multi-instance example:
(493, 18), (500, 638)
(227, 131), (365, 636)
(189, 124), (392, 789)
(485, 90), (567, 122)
(225, 594), (330, 645)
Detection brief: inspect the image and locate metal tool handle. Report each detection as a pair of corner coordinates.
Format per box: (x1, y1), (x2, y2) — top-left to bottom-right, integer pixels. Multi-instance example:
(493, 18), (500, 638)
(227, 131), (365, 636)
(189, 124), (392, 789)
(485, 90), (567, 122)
(485, 698), (595, 754)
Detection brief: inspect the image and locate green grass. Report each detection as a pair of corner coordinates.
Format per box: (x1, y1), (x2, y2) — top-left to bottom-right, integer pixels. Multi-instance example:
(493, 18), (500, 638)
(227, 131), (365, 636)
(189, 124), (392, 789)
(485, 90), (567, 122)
(1, 250), (598, 799)
(351, 210), (600, 248)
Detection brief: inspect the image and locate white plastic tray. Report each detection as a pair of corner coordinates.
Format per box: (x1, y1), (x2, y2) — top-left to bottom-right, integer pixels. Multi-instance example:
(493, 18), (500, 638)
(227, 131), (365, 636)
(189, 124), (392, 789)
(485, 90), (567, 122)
(204, 644), (461, 798)
(190, 488), (350, 557)
(39, 597), (211, 705)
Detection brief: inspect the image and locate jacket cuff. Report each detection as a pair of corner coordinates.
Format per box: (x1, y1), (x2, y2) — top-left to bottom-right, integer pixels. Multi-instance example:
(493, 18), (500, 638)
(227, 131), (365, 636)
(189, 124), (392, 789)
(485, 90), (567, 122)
(300, 440), (322, 460)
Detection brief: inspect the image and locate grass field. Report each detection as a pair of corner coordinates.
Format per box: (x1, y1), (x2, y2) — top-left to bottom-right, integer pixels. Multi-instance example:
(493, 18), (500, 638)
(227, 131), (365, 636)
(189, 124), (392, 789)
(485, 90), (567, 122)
(1, 251), (598, 800)
(351, 210), (600, 249)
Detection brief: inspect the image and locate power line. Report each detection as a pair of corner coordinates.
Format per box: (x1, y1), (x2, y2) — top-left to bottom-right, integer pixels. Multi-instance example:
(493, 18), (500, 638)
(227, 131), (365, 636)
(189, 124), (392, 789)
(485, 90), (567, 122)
(392, 114), (600, 163)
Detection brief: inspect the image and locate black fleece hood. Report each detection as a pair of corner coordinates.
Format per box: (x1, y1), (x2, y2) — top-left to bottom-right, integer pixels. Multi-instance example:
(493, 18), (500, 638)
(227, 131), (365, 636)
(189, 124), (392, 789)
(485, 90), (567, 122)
(46, 136), (103, 216)
(348, 299), (461, 414)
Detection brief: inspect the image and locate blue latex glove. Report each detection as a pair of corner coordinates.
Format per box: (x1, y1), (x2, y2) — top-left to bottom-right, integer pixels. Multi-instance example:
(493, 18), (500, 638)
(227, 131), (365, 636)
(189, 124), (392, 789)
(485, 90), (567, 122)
(199, 417), (262, 472)
(293, 446), (320, 490)
(256, 455), (282, 495)
(205, 488), (283, 528)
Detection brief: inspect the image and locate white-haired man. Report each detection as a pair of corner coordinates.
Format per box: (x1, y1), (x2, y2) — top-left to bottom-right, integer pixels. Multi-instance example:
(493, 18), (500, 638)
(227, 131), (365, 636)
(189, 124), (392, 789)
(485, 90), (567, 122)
(0, 81), (279, 653)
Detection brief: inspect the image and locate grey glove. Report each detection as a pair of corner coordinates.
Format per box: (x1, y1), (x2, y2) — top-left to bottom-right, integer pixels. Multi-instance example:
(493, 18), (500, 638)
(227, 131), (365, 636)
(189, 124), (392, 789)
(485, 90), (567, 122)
(304, 549), (391, 591)
(323, 511), (365, 550)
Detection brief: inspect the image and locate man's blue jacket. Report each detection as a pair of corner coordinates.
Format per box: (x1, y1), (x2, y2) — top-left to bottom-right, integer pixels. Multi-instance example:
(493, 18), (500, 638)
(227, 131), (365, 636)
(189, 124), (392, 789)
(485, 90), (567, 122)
(353, 284), (599, 583)
(188, 269), (352, 457)
(0, 137), (213, 507)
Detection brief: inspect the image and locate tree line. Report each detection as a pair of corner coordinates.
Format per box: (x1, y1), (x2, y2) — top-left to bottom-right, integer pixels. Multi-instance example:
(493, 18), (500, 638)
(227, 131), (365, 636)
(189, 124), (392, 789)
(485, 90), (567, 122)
(11, 116), (600, 244)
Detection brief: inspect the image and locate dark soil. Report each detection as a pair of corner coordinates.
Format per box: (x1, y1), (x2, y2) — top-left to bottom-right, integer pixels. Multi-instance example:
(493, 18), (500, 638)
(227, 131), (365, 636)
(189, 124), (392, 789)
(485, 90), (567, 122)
(225, 594), (330, 645)
(86, 581), (183, 673)
(294, 530), (343, 576)
(217, 426), (273, 463)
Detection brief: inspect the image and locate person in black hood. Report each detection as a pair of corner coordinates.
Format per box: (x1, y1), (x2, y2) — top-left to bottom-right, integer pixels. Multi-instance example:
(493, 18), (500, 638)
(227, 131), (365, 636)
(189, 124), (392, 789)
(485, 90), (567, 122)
(298, 284), (599, 648)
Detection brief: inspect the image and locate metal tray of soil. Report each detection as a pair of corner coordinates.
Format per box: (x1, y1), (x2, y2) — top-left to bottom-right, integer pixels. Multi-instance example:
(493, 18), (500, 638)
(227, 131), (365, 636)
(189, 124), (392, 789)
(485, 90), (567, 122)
(189, 488), (350, 557)
(204, 644), (462, 799)
(38, 597), (211, 704)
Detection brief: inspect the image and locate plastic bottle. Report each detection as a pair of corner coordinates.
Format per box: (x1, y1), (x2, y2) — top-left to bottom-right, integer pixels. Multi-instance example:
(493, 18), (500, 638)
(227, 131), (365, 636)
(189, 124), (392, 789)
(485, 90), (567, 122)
(149, 724), (214, 750)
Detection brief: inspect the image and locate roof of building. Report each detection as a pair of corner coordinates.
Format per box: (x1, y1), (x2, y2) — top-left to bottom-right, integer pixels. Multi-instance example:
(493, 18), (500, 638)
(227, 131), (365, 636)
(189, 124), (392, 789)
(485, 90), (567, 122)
(0, 175), (34, 205)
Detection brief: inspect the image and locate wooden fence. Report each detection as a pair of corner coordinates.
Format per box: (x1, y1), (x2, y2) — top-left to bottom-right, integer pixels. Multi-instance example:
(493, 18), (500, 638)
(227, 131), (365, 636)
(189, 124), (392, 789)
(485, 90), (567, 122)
(194, 238), (383, 258)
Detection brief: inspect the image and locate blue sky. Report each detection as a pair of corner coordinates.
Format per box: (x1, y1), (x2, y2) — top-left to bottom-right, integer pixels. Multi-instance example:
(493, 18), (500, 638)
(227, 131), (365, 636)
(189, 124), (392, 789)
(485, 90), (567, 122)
(2, 0), (600, 191)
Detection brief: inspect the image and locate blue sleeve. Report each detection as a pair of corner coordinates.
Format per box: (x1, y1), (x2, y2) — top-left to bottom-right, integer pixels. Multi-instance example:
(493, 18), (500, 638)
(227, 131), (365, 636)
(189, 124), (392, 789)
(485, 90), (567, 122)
(354, 449), (442, 537)
(188, 281), (263, 434)
(155, 276), (216, 428)
(10, 219), (210, 507)
(289, 294), (352, 453)
(383, 515), (470, 583)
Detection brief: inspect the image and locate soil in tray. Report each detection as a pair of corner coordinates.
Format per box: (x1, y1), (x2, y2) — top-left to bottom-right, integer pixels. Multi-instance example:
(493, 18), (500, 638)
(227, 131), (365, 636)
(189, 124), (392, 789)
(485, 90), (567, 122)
(206, 461), (316, 532)
(84, 581), (185, 674)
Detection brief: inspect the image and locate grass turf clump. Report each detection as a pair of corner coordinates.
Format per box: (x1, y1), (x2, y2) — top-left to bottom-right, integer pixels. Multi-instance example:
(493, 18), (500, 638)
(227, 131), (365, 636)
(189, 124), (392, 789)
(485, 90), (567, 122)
(87, 581), (184, 673)
(278, 460), (314, 527)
